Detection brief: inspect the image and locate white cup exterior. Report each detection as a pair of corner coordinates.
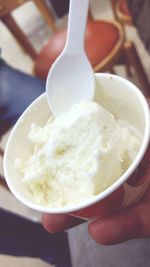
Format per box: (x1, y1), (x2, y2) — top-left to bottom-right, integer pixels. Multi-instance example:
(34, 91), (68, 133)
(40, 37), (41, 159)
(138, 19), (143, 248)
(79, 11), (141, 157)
(4, 73), (150, 217)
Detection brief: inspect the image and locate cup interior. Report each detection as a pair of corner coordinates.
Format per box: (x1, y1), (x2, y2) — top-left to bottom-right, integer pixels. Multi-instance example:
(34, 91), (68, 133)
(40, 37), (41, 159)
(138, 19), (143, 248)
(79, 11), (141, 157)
(94, 74), (146, 136)
(4, 73), (150, 213)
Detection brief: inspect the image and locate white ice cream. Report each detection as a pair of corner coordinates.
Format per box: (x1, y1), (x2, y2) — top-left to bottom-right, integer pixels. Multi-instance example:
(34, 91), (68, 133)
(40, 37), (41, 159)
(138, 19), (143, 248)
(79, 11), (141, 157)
(16, 101), (141, 207)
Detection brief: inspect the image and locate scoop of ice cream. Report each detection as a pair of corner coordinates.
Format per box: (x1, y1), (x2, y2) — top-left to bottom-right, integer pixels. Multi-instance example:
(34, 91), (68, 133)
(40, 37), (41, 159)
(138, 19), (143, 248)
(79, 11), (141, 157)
(16, 101), (141, 207)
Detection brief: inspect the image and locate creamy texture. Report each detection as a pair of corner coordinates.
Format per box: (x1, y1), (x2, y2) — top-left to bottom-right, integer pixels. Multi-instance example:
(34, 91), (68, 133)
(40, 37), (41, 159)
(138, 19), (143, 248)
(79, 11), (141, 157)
(16, 101), (141, 207)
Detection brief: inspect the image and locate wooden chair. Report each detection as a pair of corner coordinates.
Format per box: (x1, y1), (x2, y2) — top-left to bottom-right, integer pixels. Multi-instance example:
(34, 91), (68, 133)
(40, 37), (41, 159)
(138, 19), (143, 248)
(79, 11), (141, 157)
(34, 17), (124, 78)
(110, 0), (132, 25)
(0, 0), (57, 59)
(1, 0), (149, 97)
(108, 0), (150, 96)
(33, 11), (150, 97)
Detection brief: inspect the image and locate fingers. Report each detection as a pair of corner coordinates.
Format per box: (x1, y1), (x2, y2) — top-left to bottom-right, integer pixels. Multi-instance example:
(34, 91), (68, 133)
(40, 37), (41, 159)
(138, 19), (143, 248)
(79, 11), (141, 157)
(42, 213), (84, 233)
(88, 207), (141, 245)
(42, 198), (150, 245)
(89, 199), (150, 245)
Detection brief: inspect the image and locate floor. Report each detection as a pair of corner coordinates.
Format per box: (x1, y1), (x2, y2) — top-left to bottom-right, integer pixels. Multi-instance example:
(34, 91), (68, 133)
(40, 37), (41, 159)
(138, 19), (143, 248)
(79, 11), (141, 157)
(0, 0), (150, 266)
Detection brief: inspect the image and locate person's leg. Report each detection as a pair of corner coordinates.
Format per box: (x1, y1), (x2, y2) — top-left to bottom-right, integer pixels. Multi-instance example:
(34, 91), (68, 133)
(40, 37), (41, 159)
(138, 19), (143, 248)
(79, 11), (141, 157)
(0, 207), (72, 266)
(0, 59), (45, 136)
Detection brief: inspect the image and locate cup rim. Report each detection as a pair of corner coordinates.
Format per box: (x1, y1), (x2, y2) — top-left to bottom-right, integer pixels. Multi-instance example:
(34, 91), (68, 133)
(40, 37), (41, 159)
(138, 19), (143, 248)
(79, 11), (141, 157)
(4, 73), (150, 214)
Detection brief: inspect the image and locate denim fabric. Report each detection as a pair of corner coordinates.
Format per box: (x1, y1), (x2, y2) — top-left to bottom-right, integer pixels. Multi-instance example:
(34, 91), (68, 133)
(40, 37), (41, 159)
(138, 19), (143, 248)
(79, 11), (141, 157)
(0, 208), (71, 267)
(0, 59), (45, 137)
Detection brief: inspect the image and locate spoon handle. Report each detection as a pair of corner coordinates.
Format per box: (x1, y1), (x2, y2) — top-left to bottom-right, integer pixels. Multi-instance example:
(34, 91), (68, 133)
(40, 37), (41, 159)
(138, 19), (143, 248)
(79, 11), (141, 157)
(65, 0), (90, 53)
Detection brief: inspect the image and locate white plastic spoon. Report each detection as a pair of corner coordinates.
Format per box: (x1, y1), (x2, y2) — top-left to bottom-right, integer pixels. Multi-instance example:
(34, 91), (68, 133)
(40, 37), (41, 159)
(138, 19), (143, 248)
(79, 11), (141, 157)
(46, 0), (95, 116)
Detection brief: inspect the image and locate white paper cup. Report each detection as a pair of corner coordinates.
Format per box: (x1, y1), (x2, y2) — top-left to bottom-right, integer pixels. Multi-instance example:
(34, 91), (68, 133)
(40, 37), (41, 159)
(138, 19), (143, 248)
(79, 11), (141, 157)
(4, 73), (150, 218)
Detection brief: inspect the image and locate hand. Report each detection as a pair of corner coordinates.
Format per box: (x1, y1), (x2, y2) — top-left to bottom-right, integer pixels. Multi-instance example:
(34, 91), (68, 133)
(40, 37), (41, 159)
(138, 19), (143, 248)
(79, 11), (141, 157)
(42, 187), (150, 245)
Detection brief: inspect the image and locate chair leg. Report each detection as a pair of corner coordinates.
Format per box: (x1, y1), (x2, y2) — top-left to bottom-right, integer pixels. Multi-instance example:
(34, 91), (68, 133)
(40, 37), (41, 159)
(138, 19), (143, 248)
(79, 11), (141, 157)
(109, 0), (118, 20)
(2, 14), (37, 60)
(0, 174), (9, 191)
(109, 67), (116, 74)
(124, 41), (150, 97)
(0, 146), (9, 190)
(125, 61), (133, 78)
(0, 147), (8, 190)
(0, 147), (4, 157)
(33, 0), (58, 33)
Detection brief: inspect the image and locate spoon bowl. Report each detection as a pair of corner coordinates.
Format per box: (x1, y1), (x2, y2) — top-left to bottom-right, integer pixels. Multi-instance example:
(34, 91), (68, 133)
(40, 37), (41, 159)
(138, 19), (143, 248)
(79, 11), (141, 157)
(46, 0), (95, 115)
(46, 52), (95, 115)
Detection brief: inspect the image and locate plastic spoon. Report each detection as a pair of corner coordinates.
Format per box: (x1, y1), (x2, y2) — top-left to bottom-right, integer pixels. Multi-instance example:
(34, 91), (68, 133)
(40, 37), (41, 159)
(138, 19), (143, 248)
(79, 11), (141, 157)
(46, 0), (95, 116)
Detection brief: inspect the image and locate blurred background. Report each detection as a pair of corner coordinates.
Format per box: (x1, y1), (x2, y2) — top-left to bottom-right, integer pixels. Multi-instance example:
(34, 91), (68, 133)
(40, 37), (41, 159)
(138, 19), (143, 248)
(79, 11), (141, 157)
(0, 0), (150, 266)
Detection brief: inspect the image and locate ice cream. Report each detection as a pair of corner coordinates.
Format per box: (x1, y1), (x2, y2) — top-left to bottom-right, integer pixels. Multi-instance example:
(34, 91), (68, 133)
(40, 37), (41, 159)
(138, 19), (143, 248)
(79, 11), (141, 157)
(15, 101), (141, 207)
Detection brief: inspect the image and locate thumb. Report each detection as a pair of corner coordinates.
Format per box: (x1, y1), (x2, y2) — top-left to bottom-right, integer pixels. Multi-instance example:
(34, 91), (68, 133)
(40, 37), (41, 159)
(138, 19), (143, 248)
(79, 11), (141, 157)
(88, 199), (150, 245)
